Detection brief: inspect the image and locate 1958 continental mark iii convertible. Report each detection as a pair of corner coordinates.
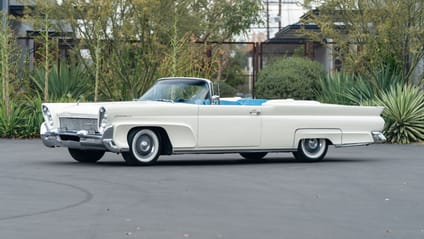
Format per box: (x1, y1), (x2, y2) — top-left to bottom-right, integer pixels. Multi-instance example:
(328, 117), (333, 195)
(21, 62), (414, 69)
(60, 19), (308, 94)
(40, 77), (386, 165)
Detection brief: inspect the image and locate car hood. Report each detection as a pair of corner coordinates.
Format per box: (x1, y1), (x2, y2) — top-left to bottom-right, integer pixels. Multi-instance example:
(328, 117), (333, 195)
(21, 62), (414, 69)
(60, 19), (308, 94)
(43, 100), (170, 118)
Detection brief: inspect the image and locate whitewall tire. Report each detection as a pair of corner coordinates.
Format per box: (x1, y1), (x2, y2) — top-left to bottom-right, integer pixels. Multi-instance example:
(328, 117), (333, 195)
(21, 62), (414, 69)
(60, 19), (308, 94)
(122, 128), (161, 166)
(293, 138), (328, 162)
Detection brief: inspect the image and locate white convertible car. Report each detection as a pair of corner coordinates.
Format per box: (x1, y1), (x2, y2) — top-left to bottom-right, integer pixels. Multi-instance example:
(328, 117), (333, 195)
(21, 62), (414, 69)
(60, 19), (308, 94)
(40, 77), (386, 165)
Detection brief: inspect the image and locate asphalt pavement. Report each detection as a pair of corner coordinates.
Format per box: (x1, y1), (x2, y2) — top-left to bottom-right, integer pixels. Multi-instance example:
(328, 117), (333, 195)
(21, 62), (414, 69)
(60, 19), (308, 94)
(0, 139), (423, 239)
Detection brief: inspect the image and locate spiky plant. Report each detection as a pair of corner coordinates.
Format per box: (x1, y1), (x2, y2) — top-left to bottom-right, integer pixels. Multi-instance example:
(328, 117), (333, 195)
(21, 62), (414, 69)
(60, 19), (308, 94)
(30, 63), (93, 101)
(376, 84), (424, 144)
(317, 72), (356, 105)
(21, 94), (44, 137)
(347, 67), (404, 104)
(0, 100), (27, 138)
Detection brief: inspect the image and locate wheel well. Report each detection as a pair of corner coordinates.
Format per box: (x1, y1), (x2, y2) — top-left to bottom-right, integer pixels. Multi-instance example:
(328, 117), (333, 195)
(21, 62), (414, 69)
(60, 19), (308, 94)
(294, 129), (341, 148)
(127, 127), (173, 155)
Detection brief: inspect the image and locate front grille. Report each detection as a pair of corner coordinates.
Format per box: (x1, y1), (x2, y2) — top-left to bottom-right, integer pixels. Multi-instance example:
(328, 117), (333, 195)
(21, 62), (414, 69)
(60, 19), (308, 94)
(59, 117), (98, 132)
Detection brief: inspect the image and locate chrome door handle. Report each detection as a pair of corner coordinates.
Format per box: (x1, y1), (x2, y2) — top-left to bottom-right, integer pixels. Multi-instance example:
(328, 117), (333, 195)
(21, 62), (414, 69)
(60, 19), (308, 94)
(249, 110), (261, 115)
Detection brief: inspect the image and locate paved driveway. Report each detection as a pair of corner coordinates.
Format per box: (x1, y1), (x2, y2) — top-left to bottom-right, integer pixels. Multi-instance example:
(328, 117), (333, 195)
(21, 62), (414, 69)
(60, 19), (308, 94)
(0, 139), (423, 239)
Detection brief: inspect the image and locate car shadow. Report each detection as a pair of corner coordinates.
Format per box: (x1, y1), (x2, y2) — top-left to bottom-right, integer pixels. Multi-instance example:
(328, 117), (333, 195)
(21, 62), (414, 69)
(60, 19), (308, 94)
(39, 156), (377, 168)
(153, 157), (373, 166)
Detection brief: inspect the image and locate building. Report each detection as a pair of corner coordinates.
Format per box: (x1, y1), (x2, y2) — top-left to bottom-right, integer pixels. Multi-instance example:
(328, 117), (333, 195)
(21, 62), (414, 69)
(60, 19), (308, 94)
(2, 0), (73, 66)
(262, 20), (336, 72)
(244, 0), (306, 42)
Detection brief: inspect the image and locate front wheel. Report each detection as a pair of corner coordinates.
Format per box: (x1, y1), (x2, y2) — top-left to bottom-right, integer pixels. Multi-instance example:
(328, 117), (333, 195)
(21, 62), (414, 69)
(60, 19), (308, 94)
(68, 148), (105, 163)
(122, 128), (161, 166)
(293, 138), (328, 162)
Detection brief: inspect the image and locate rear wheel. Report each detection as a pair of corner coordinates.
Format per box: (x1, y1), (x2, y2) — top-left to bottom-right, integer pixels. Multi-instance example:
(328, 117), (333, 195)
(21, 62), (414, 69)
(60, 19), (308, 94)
(240, 152), (268, 160)
(68, 148), (105, 163)
(122, 128), (161, 166)
(293, 138), (328, 162)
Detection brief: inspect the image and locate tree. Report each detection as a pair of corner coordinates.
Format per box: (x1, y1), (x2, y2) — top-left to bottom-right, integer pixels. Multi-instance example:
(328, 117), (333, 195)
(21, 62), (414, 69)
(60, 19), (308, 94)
(21, 0), (62, 102)
(185, 0), (263, 42)
(56, 0), (262, 100)
(1, 11), (22, 116)
(302, 0), (424, 81)
(220, 46), (250, 92)
(0, 10), (11, 115)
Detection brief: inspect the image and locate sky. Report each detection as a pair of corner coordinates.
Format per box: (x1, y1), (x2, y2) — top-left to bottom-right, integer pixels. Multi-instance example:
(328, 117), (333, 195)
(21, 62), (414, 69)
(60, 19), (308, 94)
(240, 0), (307, 42)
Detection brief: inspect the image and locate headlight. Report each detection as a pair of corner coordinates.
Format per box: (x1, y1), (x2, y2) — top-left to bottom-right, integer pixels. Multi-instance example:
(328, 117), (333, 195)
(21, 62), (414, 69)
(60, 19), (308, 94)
(99, 107), (108, 131)
(42, 105), (54, 126)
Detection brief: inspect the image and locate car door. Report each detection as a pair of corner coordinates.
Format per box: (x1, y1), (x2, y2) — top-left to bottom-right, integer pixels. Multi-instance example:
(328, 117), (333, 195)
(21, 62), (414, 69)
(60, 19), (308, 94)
(197, 105), (262, 148)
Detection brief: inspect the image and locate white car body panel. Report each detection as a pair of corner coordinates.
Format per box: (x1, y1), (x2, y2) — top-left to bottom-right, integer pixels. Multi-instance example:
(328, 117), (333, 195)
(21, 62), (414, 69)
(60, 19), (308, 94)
(40, 77), (385, 164)
(197, 105), (262, 148)
(41, 100), (384, 149)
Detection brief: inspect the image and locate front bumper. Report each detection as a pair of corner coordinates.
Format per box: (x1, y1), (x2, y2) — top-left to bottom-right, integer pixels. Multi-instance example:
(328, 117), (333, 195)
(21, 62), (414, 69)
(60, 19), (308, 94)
(40, 123), (127, 153)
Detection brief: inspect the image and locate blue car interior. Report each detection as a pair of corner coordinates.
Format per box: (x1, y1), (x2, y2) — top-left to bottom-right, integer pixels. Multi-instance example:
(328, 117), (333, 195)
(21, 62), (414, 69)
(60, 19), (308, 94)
(220, 99), (267, 106)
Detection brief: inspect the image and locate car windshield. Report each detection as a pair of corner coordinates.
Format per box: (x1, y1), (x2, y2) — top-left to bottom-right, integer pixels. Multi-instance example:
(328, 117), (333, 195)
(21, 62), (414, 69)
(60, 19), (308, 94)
(139, 79), (210, 104)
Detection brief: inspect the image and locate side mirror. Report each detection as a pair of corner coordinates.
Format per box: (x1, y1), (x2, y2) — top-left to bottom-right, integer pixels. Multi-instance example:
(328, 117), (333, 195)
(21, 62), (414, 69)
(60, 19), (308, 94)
(212, 95), (220, 105)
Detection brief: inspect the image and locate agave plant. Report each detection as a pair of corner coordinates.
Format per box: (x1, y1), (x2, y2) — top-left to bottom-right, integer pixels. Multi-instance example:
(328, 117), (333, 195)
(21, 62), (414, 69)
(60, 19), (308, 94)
(20, 94), (44, 137)
(346, 67), (404, 105)
(30, 63), (93, 101)
(375, 84), (424, 144)
(317, 72), (356, 105)
(0, 100), (28, 138)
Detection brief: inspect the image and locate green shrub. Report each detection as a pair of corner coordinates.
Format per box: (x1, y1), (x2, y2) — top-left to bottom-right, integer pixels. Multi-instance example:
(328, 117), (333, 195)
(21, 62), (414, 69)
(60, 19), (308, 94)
(255, 57), (324, 99)
(374, 84), (424, 144)
(214, 81), (237, 97)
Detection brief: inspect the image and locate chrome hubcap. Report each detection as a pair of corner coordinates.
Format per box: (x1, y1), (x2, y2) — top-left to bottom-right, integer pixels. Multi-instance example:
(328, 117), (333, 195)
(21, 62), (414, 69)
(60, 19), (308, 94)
(130, 129), (160, 163)
(307, 139), (319, 150)
(301, 138), (326, 159)
(136, 135), (153, 156)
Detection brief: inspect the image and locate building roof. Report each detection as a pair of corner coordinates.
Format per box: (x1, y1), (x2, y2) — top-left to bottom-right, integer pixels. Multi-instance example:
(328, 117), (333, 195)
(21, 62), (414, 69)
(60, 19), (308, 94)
(266, 22), (320, 43)
(9, 0), (36, 6)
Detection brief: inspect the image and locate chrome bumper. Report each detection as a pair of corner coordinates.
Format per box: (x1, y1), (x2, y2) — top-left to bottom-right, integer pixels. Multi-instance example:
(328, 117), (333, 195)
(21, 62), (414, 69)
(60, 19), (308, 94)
(372, 131), (386, 143)
(40, 123), (127, 153)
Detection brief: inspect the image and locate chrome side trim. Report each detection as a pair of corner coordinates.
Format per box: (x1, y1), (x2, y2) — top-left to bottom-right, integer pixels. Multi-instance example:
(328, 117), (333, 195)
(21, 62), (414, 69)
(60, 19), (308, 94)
(334, 143), (371, 148)
(173, 148), (298, 154)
